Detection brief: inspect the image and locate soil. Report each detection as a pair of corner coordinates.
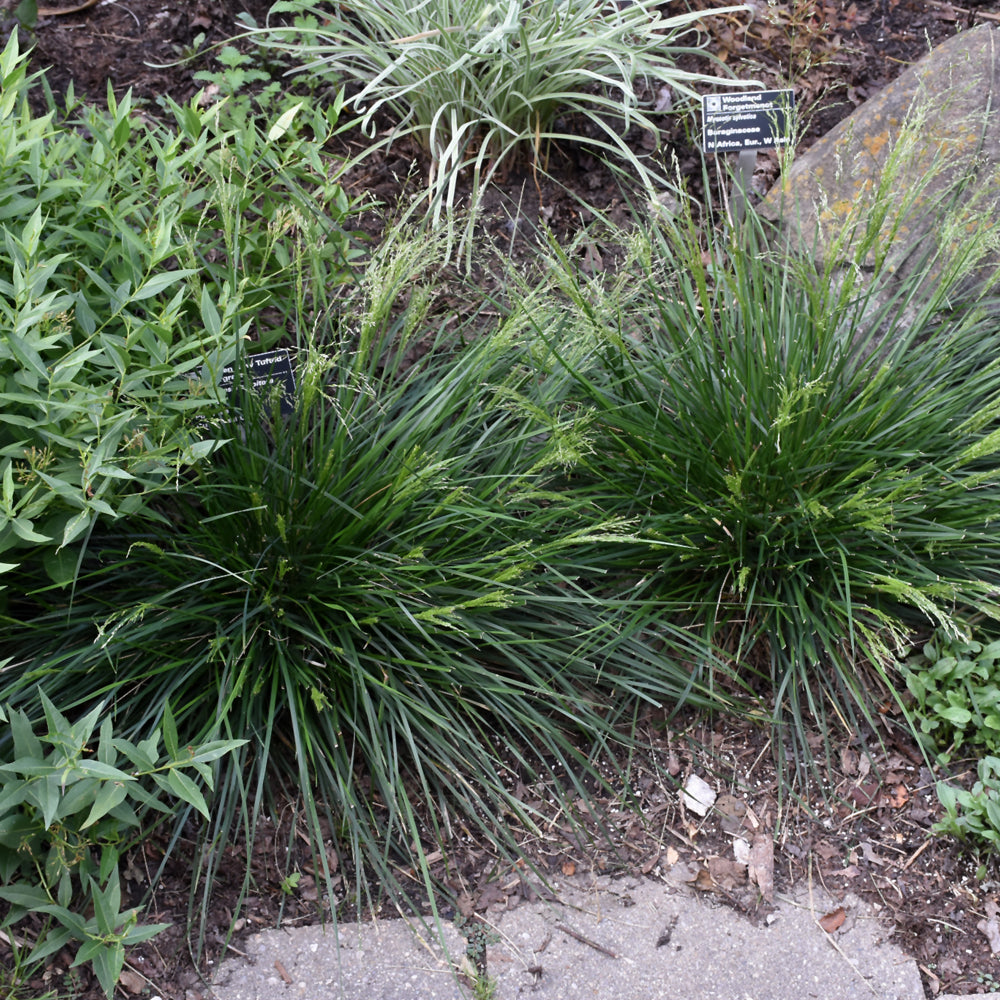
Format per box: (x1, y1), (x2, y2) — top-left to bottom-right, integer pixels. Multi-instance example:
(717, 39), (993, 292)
(3, 1), (1000, 998)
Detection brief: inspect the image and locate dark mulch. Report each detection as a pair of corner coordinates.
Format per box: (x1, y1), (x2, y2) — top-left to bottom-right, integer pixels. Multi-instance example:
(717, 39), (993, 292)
(3, 0), (1000, 996)
(15, 712), (1000, 999)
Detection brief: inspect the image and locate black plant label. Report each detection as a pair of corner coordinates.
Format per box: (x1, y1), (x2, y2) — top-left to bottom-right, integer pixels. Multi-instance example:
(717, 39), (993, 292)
(701, 90), (795, 153)
(213, 349), (297, 417)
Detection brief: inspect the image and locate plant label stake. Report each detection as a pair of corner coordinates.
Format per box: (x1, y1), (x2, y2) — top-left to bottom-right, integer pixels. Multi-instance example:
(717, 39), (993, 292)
(205, 348), (297, 419)
(701, 90), (795, 226)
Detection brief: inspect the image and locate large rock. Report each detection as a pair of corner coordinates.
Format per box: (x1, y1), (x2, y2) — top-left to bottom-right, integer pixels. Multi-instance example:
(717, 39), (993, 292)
(761, 25), (1000, 302)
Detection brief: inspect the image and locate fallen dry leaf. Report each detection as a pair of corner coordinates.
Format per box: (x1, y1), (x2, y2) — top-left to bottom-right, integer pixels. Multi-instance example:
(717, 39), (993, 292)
(715, 792), (748, 834)
(938, 956), (963, 978)
(297, 873), (319, 901)
(665, 845), (680, 867)
(846, 781), (880, 808)
(858, 841), (885, 867)
(834, 864), (861, 879)
(977, 898), (1000, 953)
(708, 855), (747, 890)
(748, 831), (774, 902)
(884, 783), (910, 808)
(118, 969), (146, 995)
(819, 907), (846, 933)
(477, 882), (505, 910)
(581, 242), (604, 275)
(688, 867), (716, 892)
(814, 840), (840, 860)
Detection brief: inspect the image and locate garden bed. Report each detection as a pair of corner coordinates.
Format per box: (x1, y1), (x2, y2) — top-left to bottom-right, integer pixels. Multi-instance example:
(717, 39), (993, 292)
(4, 1), (1000, 997)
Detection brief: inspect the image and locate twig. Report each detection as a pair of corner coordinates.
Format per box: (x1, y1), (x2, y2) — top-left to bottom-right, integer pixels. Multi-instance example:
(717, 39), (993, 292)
(390, 850), (445, 881)
(36, 0), (101, 15)
(901, 837), (932, 871)
(926, 0), (1000, 22)
(925, 917), (964, 933)
(744, 736), (773, 784)
(803, 858), (879, 999)
(661, 821), (697, 849)
(553, 922), (618, 959)
(0, 927), (23, 950)
(813, 915), (881, 998)
(792, 861), (880, 998)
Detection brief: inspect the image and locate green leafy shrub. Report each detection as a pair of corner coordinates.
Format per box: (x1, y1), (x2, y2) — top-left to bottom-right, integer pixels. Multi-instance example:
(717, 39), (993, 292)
(0, 30), (358, 587)
(254, 0), (754, 231)
(515, 184), (1000, 772)
(0, 696), (244, 997)
(2, 232), (720, 929)
(902, 633), (1000, 761)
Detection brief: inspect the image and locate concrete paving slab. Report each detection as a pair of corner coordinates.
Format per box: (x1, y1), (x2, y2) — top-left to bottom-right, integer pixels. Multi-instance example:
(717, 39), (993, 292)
(211, 873), (926, 1000)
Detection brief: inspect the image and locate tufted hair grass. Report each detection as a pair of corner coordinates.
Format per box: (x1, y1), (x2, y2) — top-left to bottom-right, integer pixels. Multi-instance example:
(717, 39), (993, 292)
(512, 166), (1000, 781)
(1, 231), (724, 935)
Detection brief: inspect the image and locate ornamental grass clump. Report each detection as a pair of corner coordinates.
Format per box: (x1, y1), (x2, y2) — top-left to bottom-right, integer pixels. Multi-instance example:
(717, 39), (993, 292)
(254, 0), (754, 230)
(520, 177), (1000, 776)
(1, 233), (722, 929)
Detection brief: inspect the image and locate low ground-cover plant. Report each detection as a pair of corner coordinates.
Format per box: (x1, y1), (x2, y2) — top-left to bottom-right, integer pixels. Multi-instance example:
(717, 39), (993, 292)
(187, 23), (334, 137)
(514, 173), (1000, 778)
(1, 233), (724, 936)
(0, 29), (357, 591)
(0, 697), (244, 997)
(935, 756), (1000, 855)
(902, 632), (1000, 762)
(899, 631), (1000, 856)
(253, 0), (755, 237)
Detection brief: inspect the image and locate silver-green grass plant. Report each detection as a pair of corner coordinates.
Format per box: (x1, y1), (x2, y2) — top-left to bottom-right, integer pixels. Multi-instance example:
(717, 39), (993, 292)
(252, 0), (755, 247)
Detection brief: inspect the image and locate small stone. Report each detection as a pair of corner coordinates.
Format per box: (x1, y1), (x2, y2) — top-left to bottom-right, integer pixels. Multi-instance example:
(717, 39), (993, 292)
(732, 837), (751, 865)
(681, 774), (717, 817)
